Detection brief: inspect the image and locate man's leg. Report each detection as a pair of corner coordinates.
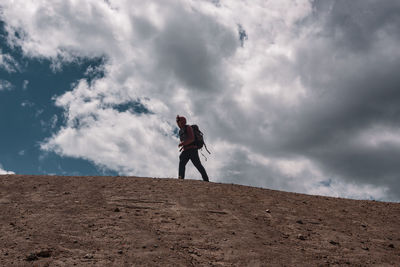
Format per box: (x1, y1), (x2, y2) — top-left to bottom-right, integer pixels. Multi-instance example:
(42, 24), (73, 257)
(179, 150), (190, 179)
(190, 149), (209, 182)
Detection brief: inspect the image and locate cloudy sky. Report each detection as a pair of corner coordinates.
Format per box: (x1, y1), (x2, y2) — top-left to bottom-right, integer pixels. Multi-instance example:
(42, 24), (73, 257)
(1, 0), (400, 201)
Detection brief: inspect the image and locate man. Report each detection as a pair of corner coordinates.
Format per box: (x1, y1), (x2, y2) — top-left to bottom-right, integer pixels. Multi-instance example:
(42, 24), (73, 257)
(176, 115), (209, 182)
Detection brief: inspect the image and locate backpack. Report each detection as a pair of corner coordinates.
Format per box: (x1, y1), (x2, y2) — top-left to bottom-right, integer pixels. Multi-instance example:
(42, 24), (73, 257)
(191, 125), (204, 149)
(187, 125), (211, 155)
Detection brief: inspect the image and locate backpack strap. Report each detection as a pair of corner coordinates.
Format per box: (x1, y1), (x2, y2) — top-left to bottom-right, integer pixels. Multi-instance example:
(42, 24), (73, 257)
(200, 150), (208, 161)
(203, 143), (211, 154)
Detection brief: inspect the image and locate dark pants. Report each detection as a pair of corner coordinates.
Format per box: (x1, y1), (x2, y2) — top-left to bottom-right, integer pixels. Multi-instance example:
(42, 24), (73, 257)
(179, 148), (209, 182)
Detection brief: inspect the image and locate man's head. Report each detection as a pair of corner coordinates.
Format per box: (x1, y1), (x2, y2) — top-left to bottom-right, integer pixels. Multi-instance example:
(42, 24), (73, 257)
(176, 115), (186, 129)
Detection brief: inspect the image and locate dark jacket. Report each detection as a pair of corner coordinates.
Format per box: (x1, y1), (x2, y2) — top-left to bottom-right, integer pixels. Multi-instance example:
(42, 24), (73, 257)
(179, 125), (197, 151)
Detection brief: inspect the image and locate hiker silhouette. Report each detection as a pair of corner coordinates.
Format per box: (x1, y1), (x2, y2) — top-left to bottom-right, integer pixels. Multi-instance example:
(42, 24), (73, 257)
(176, 115), (209, 182)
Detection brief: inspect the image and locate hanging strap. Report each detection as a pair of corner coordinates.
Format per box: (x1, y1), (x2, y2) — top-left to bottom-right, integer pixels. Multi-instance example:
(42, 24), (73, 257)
(199, 143), (211, 161)
(204, 143), (211, 154)
(200, 150), (208, 161)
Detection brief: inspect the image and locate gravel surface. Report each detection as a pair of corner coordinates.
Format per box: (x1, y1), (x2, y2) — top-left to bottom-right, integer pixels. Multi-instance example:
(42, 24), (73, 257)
(1, 174), (399, 266)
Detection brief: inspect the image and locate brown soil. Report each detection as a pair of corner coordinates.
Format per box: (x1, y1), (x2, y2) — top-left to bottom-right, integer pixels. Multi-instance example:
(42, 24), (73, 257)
(0, 174), (399, 266)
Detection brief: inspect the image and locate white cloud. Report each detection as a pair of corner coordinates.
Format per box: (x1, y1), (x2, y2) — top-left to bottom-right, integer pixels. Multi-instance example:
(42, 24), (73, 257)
(41, 110), (178, 177)
(0, 164), (15, 175)
(1, 0), (399, 201)
(22, 80), (29, 90)
(0, 79), (13, 91)
(306, 179), (390, 201)
(357, 125), (400, 148)
(21, 100), (34, 107)
(0, 51), (20, 72)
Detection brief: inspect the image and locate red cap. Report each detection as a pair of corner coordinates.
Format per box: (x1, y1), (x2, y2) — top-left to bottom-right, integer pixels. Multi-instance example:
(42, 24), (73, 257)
(176, 115), (186, 125)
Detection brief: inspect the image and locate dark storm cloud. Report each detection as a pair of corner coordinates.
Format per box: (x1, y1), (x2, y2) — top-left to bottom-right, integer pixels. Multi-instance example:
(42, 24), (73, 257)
(153, 6), (237, 92)
(313, 0), (400, 52)
(278, 0), (400, 199)
(281, 58), (400, 152)
(218, 148), (284, 189)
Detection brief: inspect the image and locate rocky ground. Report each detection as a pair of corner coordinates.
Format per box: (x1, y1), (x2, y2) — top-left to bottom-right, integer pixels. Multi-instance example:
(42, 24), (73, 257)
(0, 174), (399, 266)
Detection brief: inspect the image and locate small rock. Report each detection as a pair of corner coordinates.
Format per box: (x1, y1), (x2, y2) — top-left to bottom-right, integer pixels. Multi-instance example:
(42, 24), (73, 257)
(118, 250), (123, 254)
(4, 252), (8, 256)
(37, 250), (51, 258)
(73, 240), (78, 244)
(25, 253), (38, 261)
(84, 254), (94, 259)
(282, 233), (289, 239)
(389, 244), (395, 248)
(265, 209), (271, 213)
(361, 224), (367, 228)
(296, 220), (304, 224)
(361, 246), (369, 251)
(114, 208), (120, 212)
(330, 240), (339, 246)
(297, 234), (306, 240)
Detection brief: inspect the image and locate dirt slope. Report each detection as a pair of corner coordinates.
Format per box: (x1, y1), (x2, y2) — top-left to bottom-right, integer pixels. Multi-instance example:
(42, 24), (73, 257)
(0, 175), (399, 266)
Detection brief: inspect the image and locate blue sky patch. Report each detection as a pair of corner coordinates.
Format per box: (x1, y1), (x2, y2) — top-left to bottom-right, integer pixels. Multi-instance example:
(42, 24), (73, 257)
(0, 21), (117, 176)
(112, 100), (151, 115)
